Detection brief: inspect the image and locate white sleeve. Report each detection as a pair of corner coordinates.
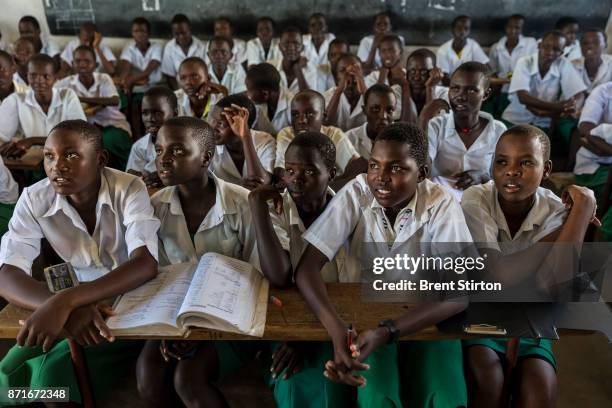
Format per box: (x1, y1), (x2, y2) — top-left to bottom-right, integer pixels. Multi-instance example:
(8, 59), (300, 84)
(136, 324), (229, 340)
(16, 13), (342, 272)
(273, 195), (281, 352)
(0, 94), (20, 142)
(100, 45), (116, 62)
(579, 85), (607, 125)
(255, 134), (276, 173)
(161, 43), (176, 77)
(231, 65), (247, 94)
(436, 46), (451, 74)
(332, 129), (359, 171)
(356, 37), (370, 63)
(269, 207), (291, 252)
(246, 40), (260, 66)
(45, 40), (61, 57)
(122, 178), (160, 260)
(0, 157), (18, 204)
(472, 41), (489, 64)
(507, 57), (532, 94)
(119, 44), (132, 62)
(63, 90), (87, 120)
(150, 43), (163, 63)
(559, 59), (587, 99)
(126, 142), (147, 173)
(274, 128), (293, 169)
(427, 118), (442, 165)
(488, 44), (500, 74)
(60, 43), (73, 65)
(99, 74), (120, 99)
(461, 187), (500, 250)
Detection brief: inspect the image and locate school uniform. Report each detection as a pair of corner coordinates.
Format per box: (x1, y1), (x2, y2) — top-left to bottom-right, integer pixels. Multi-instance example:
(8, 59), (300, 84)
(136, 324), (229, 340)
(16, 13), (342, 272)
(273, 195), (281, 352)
(0, 168), (160, 404)
(563, 40), (582, 61)
(571, 54), (612, 93)
(209, 129), (276, 185)
(275, 125), (359, 174)
(0, 87), (85, 142)
(461, 180), (565, 367)
(229, 38), (247, 65)
(126, 132), (157, 174)
(363, 68), (407, 88)
(428, 111), (507, 200)
(207, 62), (247, 95)
(0, 156), (18, 236)
(317, 64), (336, 94)
(160, 37), (207, 79)
(40, 37), (61, 57)
(322, 87), (366, 131)
(60, 39), (116, 72)
(302, 33), (336, 67)
(345, 122), (373, 159)
(488, 35), (538, 92)
(436, 38), (489, 76)
(268, 58), (321, 93)
(119, 40), (164, 92)
(245, 37), (282, 66)
(356, 34), (405, 70)
(11, 72), (29, 93)
(252, 87), (293, 136)
(502, 53), (587, 129)
(55, 73), (132, 170)
(302, 175), (471, 407)
(174, 88), (221, 121)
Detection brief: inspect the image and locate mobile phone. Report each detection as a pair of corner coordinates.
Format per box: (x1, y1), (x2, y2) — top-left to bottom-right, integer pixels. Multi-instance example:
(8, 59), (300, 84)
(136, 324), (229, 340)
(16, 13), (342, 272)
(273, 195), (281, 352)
(44, 262), (79, 293)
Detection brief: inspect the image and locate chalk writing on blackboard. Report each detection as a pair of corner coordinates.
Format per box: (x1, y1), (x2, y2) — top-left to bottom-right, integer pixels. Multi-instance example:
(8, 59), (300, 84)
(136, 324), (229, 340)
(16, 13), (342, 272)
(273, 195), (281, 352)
(46, 0), (96, 31)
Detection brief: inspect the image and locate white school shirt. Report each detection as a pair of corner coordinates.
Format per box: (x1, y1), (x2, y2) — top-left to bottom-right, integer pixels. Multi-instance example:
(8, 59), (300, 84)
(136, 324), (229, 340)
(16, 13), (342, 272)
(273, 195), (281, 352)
(160, 37), (207, 79)
(126, 133), (156, 174)
(564, 40), (582, 61)
(230, 38), (247, 65)
(579, 82), (612, 125)
(55, 73), (131, 135)
(488, 35), (538, 92)
(502, 53), (587, 128)
(209, 129), (276, 185)
(317, 64), (336, 95)
(303, 175), (473, 282)
(119, 40), (163, 92)
(270, 188), (341, 282)
(345, 122), (373, 159)
(356, 34), (405, 70)
(363, 69), (407, 88)
(60, 39), (116, 71)
(436, 38), (489, 75)
(40, 38), (61, 57)
(571, 54), (612, 93)
(151, 173), (259, 268)
(174, 89), (222, 121)
(268, 59), (321, 93)
(253, 87), (293, 136)
(0, 87), (86, 142)
(12, 73), (29, 93)
(462, 180), (567, 253)
(0, 168), (160, 281)
(0, 156), (18, 205)
(323, 87), (366, 131)
(574, 123), (612, 175)
(245, 37), (282, 66)
(275, 125), (359, 173)
(302, 33), (336, 67)
(207, 62), (247, 95)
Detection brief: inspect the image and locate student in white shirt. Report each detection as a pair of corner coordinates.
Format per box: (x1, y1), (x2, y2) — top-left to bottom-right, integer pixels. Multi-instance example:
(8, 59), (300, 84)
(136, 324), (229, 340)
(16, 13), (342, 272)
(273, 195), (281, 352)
(213, 16), (247, 65)
(572, 29), (612, 94)
(275, 90), (364, 190)
(207, 36), (247, 95)
(246, 63), (292, 136)
(302, 13), (336, 68)
(0, 54), (85, 155)
(436, 15), (489, 84)
(175, 57), (228, 121)
(318, 38), (349, 93)
(556, 16), (582, 61)
(55, 45), (132, 170)
(161, 14), (207, 90)
(0, 51), (18, 103)
(429, 62), (507, 200)
(357, 11), (404, 74)
(246, 17), (282, 66)
(269, 27), (319, 93)
(60, 22), (116, 76)
(116, 17), (163, 94)
(364, 34), (407, 88)
(12, 37), (36, 92)
(296, 122), (470, 408)
(0, 119), (159, 404)
(209, 94), (275, 188)
(0, 155), (18, 236)
(324, 53), (368, 131)
(18, 16), (61, 58)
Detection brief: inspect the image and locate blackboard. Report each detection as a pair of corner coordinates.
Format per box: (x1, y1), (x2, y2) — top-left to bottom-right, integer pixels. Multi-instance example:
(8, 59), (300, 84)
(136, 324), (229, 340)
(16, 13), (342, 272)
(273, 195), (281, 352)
(43, 0), (610, 46)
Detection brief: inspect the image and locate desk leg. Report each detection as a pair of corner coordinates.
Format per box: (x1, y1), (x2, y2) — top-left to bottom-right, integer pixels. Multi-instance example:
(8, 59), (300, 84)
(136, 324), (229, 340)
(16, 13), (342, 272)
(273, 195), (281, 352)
(500, 337), (520, 407)
(67, 339), (96, 408)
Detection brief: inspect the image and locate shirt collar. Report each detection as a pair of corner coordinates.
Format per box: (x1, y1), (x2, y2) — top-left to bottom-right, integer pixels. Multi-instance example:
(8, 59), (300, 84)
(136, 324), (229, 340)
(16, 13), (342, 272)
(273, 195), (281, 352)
(529, 53), (561, 79)
(493, 184), (548, 239)
(25, 87), (62, 113)
(284, 187), (335, 230)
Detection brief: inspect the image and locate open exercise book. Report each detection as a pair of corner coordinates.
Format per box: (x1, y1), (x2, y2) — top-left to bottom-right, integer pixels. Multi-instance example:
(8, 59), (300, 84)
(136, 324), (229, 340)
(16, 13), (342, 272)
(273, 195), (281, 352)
(106, 253), (269, 337)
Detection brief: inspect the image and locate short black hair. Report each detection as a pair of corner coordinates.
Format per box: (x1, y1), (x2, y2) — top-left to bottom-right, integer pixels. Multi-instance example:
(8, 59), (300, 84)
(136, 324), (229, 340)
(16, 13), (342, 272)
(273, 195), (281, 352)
(143, 85), (178, 112)
(582, 28), (607, 44)
(541, 30), (566, 43)
(555, 16), (579, 30)
(0, 50), (14, 65)
(407, 48), (437, 66)
(246, 63), (280, 92)
(499, 124), (551, 161)
(171, 14), (191, 26)
(310, 13), (326, 20)
(256, 16), (276, 28)
(208, 35), (233, 51)
(332, 53), (360, 77)
(452, 15), (471, 28)
(80, 22), (97, 33)
(329, 38), (349, 50)
(379, 34), (403, 50)
(215, 16), (232, 26)
(132, 17), (151, 33)
(179, 56), (207, 73)
(281, 26), (302, 38)
(451, 61), (491, 88)
(14, 36), (36, 50)
(374, 122), (428, 167)
(292, 90), (325, 111)
(287, 131), (336, 172)
(19, 15), (40, 30)
(216, 94), (257, 128)
(364, 83), (395, 106)
(73, 44), (96, 60)
(508, 14), (526, 22)
(374, 11), (392, 21)
(50, 119), (103, 152)
(162, 116), (215, 155)
(28, 53), (55, 70)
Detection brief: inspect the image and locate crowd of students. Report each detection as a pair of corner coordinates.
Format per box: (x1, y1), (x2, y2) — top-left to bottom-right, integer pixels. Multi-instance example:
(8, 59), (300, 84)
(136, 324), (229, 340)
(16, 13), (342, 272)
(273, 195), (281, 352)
(0, 9), (608, 407)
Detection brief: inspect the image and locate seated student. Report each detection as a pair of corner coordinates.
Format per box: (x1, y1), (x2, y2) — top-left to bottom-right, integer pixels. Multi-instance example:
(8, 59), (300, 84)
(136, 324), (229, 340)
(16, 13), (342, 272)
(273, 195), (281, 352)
(502, 30), (586, 151)
(0, 51), (18, 103)
(0, 119), (160, 405)
(209, 94), (275, 188)
(135, 117), (263, 407)
(116, 17), (163, 94)
(345, 84), (396, 159)
(246, 17), (282, 67)
(324, 53), (368, 131)
(318, 38), (349, 92)
(0, 156), (17, 236)
(0, 54), (85, 156)
(127, 86), (178, 188)
(161, 14), (207, 90)
(462, 125), (597, 408)
(60, 22), (116, 76)
(428, 62), (506, 200)
(357, 11), (404, 74)
(247, 62), (292, 136)
(18, 15), (60, 58)
(269, 27), (319, 93)
(276, 90), (365, 190)
(175, 57), (227, 120)
(436, 15), (489, 85)
(556, 16), (582, 61)
(486, 14), (538, 118)
(419, 98), (451, 132)
(207, 36), (247, 95)
(364, 34), (406, 88)
(11, 37), (36, 93)
(213, 16), (247, 66)
(572, 29), (612, 94)
(295, 122), (470, 408)
(302, 13), (336, 69)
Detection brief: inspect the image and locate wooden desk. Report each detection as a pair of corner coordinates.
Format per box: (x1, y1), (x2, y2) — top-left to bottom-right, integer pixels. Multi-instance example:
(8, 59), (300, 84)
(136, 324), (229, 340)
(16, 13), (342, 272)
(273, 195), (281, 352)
(3, 148), (44, 171)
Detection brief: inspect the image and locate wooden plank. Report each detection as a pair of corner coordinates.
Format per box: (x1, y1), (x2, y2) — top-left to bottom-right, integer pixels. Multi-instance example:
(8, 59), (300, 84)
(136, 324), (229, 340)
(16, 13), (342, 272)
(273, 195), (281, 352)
(3, 148), (44, 171)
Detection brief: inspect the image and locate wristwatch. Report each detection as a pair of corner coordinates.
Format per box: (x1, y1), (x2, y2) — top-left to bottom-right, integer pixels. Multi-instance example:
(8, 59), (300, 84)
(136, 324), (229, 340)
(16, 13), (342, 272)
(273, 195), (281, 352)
(378, 319), (400, 344)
